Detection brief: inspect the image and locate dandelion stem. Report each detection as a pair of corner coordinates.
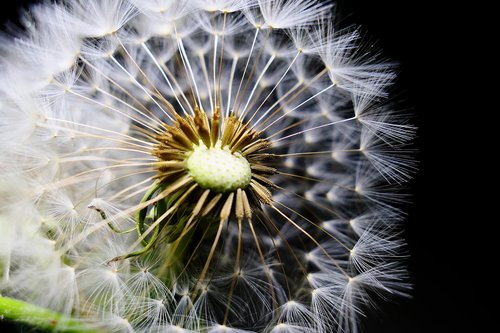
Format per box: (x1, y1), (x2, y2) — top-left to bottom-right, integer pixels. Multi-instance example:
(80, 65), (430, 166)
(0, 296), (102, 333)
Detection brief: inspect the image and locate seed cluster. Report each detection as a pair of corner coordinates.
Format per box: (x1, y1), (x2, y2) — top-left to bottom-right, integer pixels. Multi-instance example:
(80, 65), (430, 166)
(152, 106), (276, 224)
(0, 0), (414, 331)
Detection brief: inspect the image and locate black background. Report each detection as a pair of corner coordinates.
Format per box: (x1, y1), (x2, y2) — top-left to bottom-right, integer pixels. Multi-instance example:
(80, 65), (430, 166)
(0, 1), (476, 332)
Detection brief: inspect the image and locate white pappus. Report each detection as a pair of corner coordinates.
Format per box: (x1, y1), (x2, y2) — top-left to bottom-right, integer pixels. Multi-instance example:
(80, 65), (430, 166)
(0, 0), (415, 332)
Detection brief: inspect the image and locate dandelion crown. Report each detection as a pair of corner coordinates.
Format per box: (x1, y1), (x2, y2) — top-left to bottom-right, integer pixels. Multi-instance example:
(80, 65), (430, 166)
(0, 0), (415, 332)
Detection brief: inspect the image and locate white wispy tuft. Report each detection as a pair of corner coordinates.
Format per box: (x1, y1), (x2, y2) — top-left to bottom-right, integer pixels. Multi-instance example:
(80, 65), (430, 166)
(0, 0), (415, 332)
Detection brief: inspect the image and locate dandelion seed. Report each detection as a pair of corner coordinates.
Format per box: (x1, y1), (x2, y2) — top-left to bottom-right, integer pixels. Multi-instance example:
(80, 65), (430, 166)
(0, 0), (414, 332)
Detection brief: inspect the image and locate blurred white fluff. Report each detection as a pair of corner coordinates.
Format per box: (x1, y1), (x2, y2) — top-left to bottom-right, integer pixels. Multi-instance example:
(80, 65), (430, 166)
(0, 0), (414, 332)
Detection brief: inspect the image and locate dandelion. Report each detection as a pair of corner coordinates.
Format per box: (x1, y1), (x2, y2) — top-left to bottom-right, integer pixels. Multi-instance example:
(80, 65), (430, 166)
(0, 0), (415, 332)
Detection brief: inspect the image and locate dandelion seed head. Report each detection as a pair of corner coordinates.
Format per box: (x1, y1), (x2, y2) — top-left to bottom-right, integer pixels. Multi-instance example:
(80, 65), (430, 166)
(1, 0), (414, 331)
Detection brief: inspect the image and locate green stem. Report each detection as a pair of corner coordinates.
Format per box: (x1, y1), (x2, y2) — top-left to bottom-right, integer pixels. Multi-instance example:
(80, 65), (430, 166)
(0, 296), (102, 333)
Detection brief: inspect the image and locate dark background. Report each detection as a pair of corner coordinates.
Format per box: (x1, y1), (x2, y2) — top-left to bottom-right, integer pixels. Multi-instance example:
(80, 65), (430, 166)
(1, 1), (475, 332)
